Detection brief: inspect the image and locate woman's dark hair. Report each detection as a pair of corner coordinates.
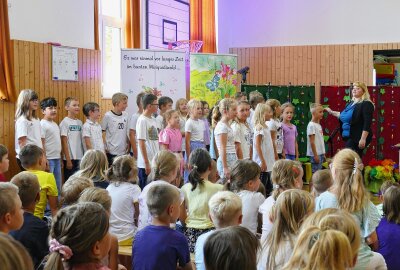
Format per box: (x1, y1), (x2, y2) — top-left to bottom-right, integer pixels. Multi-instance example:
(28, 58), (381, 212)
(188, 148), (212, 191)
(226, 160), (261, 192)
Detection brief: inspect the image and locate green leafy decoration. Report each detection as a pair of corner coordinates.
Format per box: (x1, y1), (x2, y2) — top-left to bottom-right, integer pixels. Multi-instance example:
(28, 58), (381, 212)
(292, 98), (300, 105)
(343, 96), (351, 102)
(323, 97), (329, 102)
(378, 137), (385, 145)
(380, 88), (386, 94)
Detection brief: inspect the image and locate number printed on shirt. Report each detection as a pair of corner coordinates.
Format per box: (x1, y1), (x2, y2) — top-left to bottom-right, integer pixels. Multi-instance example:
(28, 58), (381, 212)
(118, 123), (125, 129)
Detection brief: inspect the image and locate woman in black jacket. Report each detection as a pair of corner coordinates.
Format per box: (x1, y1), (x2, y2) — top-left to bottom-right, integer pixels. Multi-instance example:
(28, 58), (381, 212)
(325, 82), (374, 157)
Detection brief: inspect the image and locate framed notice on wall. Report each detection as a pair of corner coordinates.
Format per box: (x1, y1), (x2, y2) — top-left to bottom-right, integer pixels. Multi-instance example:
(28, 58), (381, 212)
(52, 46), (78, 81)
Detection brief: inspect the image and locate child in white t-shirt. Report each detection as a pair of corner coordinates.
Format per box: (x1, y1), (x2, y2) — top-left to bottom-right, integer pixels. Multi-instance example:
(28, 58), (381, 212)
(266, 99), (284, 160)
(155, 96), (173, 131)
(136, 93), (160, 190)
(232, 101), (252, 160)
(307, 103), (325, 173)
(60, 97), (84, 181)
(128, 92), (145, 159)
(101, 93), (129, 167)
(106, 155), (141, 246)
(82, 102), (105, 153)
(185, 99), (206, 157)
(15, 89), (44, 170)
(40, 97), (62, 194)
(227, 159), (265, 234)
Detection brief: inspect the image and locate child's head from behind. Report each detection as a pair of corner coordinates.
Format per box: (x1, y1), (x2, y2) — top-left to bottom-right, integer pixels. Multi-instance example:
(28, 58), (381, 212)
(331, 149), (366, 212)
(249, 92), (264, 110)
(379, 180), (398, 198)
(46, 202), (110, 268)
(82, 102), (100, 121)
(311, 169), (333, 197)
(187, 99), (203, 119)
(10, 172), (40, 208)
(111, 92), (128, 111)
(204, 226), (260, 270)
(106, 155), (138, 184)
(208, 191), (242, 228)
(79, 150), (108, 181)
(0, 183), (23, 233)
(19, 144), (45, 170)
(64, 97), (80, 116)
(146, 184), (181, 222)
(235, 92), (247, 102)
(188, 148), (212, 191)
(271, 159), (303, 200)
(15, 89), (39, 120)
(78, 187), (112, 213)
(228, 160), (261, 192)
(158, 96), (173, 112)
(280, 102), (294, 122)
(61, 175), (94, 205)
(383, 186), (400, 224)
(40, 97), (58, 120)
(163, 109), (180, 129)
(0, 233), (34, 270)
(218, 98), (237, 120)
(265, 99), (281, 119)
(0, 144), (9, 174)
(136, 92), (145, 110)
(148, 150), (179, 184)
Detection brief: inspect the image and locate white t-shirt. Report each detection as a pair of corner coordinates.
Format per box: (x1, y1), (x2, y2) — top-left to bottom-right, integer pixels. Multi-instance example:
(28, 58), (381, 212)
(60, 117), (84, 160)
(179, 116), (186, 151)
(267, 119), (284, 154)
(155, 114), (164, 130)
(238, 190), (265, 234)
(185, 118), (205, 142)
(15, 116), (43, 157)
(128, 112), (141, 152)
(136, 115), (159, 168)
(252, 126), (275, 172)
(82, 119), (105, 152)
(259, 196), (275, 242)
(101, 111), (129, 156)
(232, 121), (252, 159)
(40, 119), (61, 159)
(214, 122), (236, 154)
(306, 121), (325, 156)
(107, 182), (141, 241)
(257, 237), (295, 270)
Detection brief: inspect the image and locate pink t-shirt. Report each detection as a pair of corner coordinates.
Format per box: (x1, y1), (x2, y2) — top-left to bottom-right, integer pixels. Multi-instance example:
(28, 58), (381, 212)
(159, 128), (183, 152)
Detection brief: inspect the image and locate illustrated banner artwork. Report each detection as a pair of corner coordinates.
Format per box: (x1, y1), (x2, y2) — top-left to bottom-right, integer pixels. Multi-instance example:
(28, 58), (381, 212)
(121, 49), (186, 115)
(190, 53), (238, 106)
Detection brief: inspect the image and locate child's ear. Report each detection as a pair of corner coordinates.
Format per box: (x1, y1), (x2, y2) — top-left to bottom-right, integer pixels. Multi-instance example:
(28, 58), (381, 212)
(91, 240), (102, 258)
(35, 192), (41, 203)
(4, 212), (12, 225)
(238, 214), (243, 225)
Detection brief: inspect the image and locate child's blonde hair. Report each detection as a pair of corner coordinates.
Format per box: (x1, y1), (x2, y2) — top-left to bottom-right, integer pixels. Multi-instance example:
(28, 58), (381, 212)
(265, 99), (281, 119)
(208, 191), (242, 228)
(146, 184), (180, 217)
(332, 149), (367, 212)
(64, 97), (78, 107)
(283, 227), (354, 270)
(383, 186), (400, 224)
(211, 105), (221, 128)
(252, 103), (271, 129)
(75, 150), (108, 184)
(226, 160), (261, 192)
(147, 150), (179, 183)
(10, 172), (40, 208)
(162, 109), (179, 128)
(187, 99), (202, 117)
(280, 102), (294, 115)
(264, 189), (314, 270)
(217, 98), (237, 115)
(271, 159), (303, 200)
(175, 98), (188, 114)
(78, 187), (112, 212)
(61, 175), (94, 205)
(311, 169), (333, 197)
(111, 92), (128, 106)
(0, 233), (34, 269)
(15, 89), (39, 120)
(309, 102), (322, 114)
(106, 155), (138, 184)
(0, 183), (19, 218)
(379, 180), (399, 196)
(44, 202), (109, 270)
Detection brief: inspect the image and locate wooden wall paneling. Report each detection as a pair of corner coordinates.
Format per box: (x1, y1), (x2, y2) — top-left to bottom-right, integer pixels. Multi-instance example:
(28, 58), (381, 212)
(284, 46), (290, 84)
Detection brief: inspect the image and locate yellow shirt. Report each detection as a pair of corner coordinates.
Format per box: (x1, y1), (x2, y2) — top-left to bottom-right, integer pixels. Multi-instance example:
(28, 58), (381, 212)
(181, 180), (223, 229)
(28, 170), (58, 219)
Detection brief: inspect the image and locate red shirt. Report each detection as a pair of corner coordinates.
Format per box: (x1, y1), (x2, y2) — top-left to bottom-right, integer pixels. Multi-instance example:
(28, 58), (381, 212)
(0, 173), (6, 182)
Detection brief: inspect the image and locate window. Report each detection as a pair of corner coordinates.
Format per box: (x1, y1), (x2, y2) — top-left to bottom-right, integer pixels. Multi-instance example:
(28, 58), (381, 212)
(100, 0), (124, 98)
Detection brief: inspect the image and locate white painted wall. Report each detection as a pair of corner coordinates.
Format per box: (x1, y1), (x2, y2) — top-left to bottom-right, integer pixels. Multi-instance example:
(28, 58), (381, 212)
(8, 0), (94, 49)
(218, 0), (400, 53)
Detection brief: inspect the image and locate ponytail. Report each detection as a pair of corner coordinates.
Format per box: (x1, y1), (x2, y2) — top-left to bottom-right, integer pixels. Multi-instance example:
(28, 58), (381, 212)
(211, 105), (221, 128)
(44, 252), (63, 270)
(188, 148), (212, 191)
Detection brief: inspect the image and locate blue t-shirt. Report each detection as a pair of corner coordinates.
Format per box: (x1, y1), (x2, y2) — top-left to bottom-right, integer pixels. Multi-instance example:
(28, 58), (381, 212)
(132, 225), (190, 270)
(339, 103), (355, 138)
(377, 218), (400, 270)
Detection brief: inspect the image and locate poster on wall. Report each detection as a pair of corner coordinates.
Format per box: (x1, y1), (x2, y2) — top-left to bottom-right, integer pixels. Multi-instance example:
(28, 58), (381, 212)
(52, 46), (78, 81)
(121, 49), (186, 115)
(190, 53), (238, 106)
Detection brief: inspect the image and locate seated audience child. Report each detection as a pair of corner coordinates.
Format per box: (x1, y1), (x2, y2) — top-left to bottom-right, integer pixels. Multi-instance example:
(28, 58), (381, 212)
(181, 148), (223, 253)
(73, 149), (109, 189)
(0, 233), (34, 270)
(133, 184), (192, 270)
(0, 183), (23, 233)
(10, 172), (49, 268)
(195, 191), (243, 270)
(60, 175), (93, 206)
(310, 169), (333, 197)
(377, 185), (400, 270)
(19, 144), (58, 218)
(0, 144), (9, 182)
(82, 102), (105, 152)
(257, 189), (314, 270)
(258, 159), (303, 241)
(78, 187), (122, 270)
(44, 202), (111, 270)
(106, 155), (141, 245)
(226, 159), (264, 234)
(377, 181), (399, 217)
(203, 226), (260, 270)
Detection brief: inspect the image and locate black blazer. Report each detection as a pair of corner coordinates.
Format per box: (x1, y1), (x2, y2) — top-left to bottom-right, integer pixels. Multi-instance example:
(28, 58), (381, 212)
(339, 101), (374, 145)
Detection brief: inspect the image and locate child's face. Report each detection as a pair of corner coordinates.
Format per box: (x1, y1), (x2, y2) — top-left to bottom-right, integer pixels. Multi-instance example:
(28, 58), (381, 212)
(42, 106), (57, 120)
(29, 98), (39, 111)
(313, 106), (324, 120)
(89, 107), (101, 122)
(149, 100), (159, 114)
(161, 102), (173, 113)
(192, 105), (203, 119)
(0, 154), (9, 173)
(282, 107), (294, 121)
(168, 112), (180, 128)
(179, 102), (188, 114)
(9, 197), (24, 231)
(66, 100), (80, 116)
(237, 104), (249, 122)
(202, 104), (210, 117)
(115, 100), (128, 112)
(227, 105), (238, 120)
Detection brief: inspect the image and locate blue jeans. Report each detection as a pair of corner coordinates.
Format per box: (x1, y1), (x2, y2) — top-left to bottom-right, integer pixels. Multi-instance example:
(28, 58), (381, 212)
(138, 168), (148, 190)
(286, 154), (296, 160)
(48, 159), (62, 196)
(310, 154), (324, 173)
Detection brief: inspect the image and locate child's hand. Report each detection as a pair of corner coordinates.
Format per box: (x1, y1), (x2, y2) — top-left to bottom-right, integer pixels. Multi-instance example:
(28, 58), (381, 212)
(66, 160), (73, 170)
(260, 161), (267, 172)
(314, 155), (320, 164)
(223, 167), (230, 181)
(145, 162), (151, 175)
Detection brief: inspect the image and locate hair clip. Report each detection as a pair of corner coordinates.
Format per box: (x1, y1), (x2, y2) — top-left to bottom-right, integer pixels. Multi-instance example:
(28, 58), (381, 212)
(192, 165), (198, 170)
(273, 184), (280, 190)
(308, 232), (320, 249)
(352, 158), (364, 175)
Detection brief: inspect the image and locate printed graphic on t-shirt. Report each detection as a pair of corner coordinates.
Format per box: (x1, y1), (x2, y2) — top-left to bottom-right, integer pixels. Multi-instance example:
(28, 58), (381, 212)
(148, 126), (158, 141)
(118, 122), (125, 130)
(69, 125), (81, 131)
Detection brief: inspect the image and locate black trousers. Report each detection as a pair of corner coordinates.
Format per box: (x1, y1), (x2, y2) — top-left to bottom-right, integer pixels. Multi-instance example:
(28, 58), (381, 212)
(345, 138), (366, 158)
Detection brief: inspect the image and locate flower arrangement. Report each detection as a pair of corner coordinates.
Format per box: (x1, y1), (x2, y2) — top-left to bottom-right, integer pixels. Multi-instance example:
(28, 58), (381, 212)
(364, 159), (400, 194)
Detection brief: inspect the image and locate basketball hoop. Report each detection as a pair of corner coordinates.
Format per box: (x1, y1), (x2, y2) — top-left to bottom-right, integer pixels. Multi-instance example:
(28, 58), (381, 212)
(172, 40), (203, 62)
